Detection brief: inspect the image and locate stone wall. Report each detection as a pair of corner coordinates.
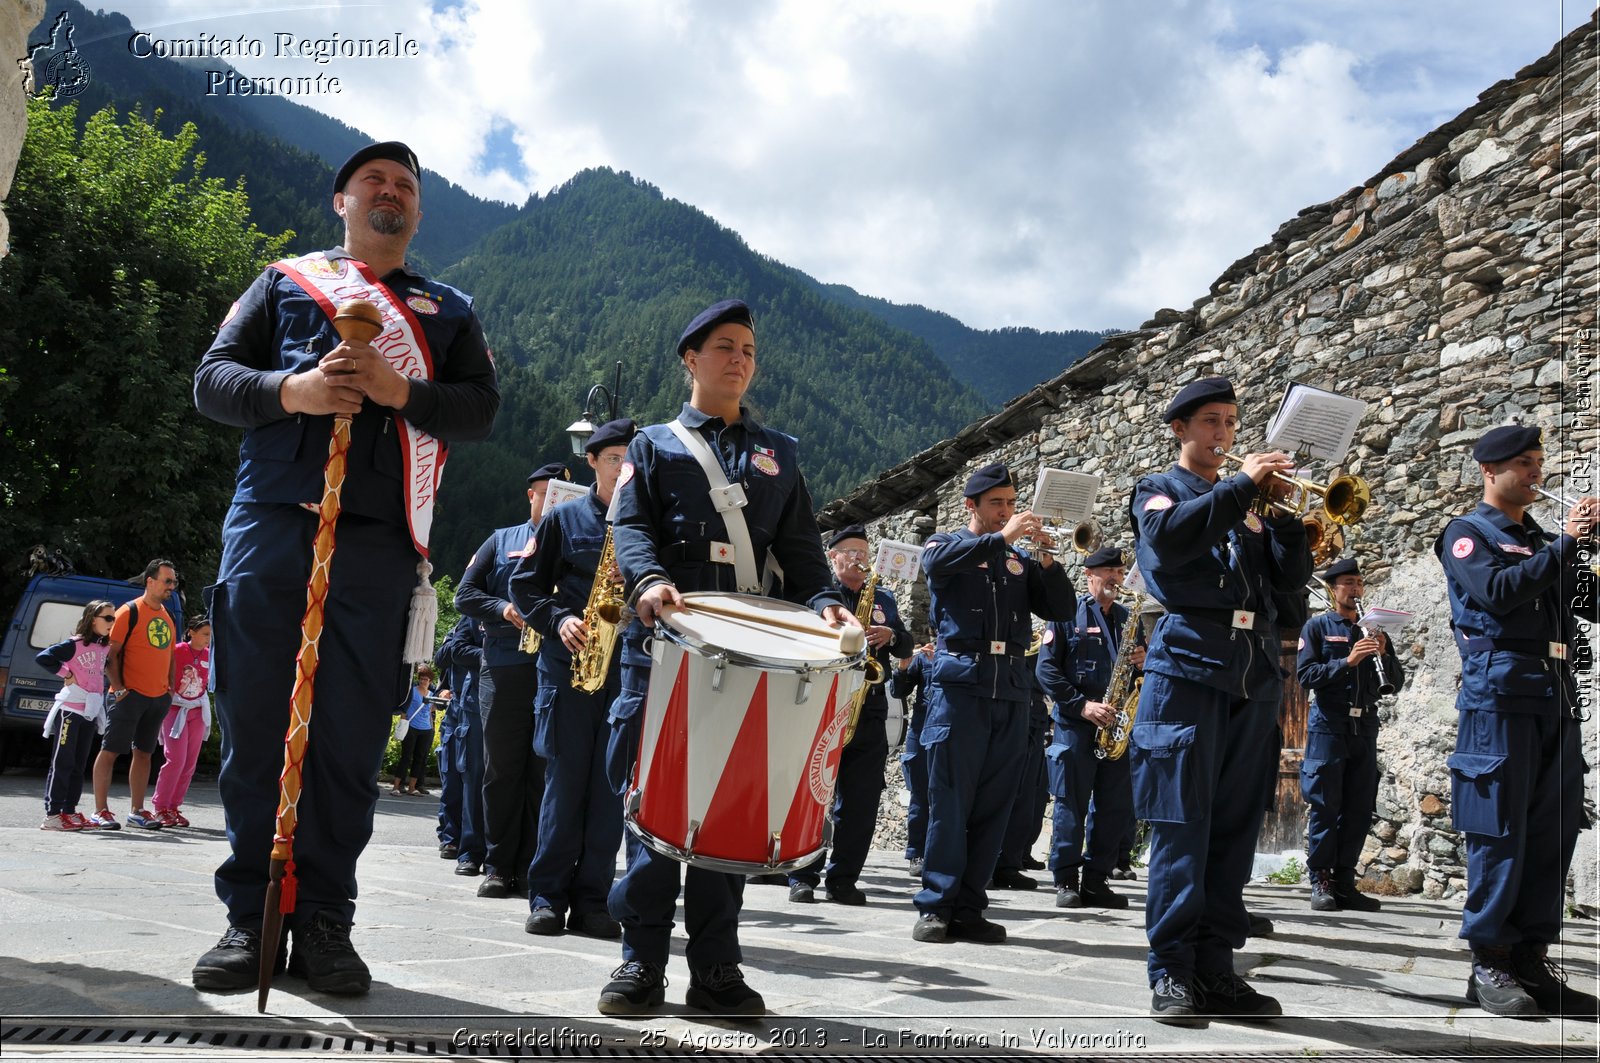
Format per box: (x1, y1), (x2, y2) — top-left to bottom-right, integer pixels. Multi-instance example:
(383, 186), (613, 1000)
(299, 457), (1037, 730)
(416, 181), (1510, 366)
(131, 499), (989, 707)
(846, 16), (1599, 902)
(0, 0), (44, 259)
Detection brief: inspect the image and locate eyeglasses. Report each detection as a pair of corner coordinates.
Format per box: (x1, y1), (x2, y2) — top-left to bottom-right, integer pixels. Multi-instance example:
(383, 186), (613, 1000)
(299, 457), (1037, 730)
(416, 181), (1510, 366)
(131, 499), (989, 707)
(834, 549), (868, 560)
(96, 614), (115, 622)
(594, 454), (625, 467)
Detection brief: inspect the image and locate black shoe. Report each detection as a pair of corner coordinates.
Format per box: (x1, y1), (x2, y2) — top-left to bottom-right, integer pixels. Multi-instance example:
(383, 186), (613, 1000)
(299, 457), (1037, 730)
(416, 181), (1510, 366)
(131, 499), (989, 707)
(686, 962), (765, 1015)
(826, 883), (867, 906)
(1196, 970), (1281, 1020)
(1334, 872), (1382, 912)
(1309, 868), (1339, 912)
(788, 883), (816, 903)
(1151, 974), (1203, 1026)
(990, 868), (1038, 891)
(287, 912), (370, 995)
(192, 926), (284, 992)
(908, 858), (924, 878)
(747, 872), (787, 886)
(439, 843), (459, 860)
(1080, 870), (1129, 909)
(1112, 860), (1137, 881)
(477, 873), (513, 898)
(1055, 885), (1083, 909)
(524, 907), (564, 935)
(1023, 855), (1046, 870)
(454, 859), (482, 877)
(572, 911), (622, 940)
(1467, 947), (1541, 1016)
(597, 960), (666, 1015)
(1512, 942), (1600, 1017)
(911, 913), (948, 943)
(1247, 912), (1275, 938)
(948, 915), (1006, 943)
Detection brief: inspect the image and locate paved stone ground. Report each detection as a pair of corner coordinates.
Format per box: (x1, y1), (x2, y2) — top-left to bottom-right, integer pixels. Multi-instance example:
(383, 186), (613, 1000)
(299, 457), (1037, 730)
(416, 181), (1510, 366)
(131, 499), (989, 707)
(0, 770), (1595, 1059)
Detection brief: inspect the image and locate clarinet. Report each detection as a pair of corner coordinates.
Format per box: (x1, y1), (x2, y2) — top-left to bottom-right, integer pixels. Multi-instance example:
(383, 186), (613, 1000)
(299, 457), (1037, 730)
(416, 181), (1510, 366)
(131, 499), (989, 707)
(1354, 597), (1396, 697)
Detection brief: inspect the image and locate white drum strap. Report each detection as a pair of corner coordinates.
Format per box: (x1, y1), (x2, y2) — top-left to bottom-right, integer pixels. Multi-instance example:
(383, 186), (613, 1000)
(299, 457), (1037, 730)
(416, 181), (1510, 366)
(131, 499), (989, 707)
(667, 419), (762, 593)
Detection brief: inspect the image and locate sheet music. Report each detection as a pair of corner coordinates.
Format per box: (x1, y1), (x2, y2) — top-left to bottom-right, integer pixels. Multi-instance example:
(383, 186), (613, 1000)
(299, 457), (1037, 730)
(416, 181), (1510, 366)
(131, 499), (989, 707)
(874, 539), (925, 581)
(1122, 562), (1148, 595)
(1357, 606), (1413, 634)
(541, 478), (589, 520)
(1032, 468), (1100, 523)
(1265, 382), (1367, 462)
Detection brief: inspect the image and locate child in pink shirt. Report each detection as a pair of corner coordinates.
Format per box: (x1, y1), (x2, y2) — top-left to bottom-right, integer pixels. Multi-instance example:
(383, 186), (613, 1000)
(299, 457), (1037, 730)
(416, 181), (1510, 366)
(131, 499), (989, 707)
(36, 601), (115, 830)
(152, 617), (212, 827)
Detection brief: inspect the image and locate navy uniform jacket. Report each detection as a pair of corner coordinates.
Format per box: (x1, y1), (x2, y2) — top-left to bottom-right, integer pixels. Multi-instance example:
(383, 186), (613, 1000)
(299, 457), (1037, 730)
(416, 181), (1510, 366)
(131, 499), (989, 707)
(834, 578), (914, 721)
(610, 403), (842, 659)
(1037, 593), (1142, 731)
(194, 247), (498, 527)
(922, 529), (1075, 703)
(456, 520), (539, 669)
(1296, 611), (1405, 735)
(435, 615), (484, 704)
(507, 489), (616, 669)
(1130, 465), (1312, 702)
(1434, 502), (1596, 716)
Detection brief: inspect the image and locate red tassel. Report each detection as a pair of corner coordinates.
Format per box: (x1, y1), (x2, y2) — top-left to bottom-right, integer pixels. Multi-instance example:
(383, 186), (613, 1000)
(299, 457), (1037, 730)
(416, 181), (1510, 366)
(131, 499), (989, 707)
(280, 860), (298, 913)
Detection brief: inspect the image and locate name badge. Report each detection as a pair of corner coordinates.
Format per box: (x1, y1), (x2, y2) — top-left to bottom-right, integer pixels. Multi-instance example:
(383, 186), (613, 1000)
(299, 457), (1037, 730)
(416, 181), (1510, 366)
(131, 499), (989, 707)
(990, 641), (1007, 655)
(1231, 610), (1256, 630)
(1325, 635), (1349, 644)
(1550, 642), (1568, 660)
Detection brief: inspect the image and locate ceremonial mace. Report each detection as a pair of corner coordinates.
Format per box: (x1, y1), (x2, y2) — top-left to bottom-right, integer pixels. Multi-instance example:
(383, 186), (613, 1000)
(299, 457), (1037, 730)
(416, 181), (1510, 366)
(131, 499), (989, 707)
(258, 298), (385, 1012)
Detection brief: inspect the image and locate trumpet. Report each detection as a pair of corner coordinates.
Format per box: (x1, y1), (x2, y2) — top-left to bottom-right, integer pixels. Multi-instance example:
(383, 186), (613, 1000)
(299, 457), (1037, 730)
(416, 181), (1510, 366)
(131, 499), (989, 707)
(1213, 448), (1371, 526)
(1071, 518), (1103, 555)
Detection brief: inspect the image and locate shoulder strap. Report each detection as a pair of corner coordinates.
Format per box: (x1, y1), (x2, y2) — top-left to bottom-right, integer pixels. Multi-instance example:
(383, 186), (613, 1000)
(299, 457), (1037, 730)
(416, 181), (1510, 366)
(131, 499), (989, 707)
(666, 419), (762, 593)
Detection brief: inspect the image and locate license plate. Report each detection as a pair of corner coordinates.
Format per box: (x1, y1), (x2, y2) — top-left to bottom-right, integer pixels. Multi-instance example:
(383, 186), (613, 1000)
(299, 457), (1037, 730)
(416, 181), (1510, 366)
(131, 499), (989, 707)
(17, 697), (52, 714)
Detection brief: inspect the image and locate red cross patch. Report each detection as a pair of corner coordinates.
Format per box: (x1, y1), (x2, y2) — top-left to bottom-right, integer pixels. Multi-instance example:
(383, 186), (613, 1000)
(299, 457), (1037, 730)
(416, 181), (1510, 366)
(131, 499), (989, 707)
(715, 545), (731, 560)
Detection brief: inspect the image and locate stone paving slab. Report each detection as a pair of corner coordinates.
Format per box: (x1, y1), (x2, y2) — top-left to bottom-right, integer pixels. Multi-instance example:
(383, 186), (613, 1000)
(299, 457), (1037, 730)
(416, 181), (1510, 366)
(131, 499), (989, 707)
(0, 772), (1594, 1058)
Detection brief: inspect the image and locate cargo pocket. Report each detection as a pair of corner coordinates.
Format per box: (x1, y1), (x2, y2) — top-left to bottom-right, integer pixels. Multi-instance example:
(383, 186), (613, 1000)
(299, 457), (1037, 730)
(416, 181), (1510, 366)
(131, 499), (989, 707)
(1045, 739), (1072, 799)
(532, 685), (558, 759)
(1130, 721), (1197, 823)
(604, 684), (645, 797)
(1447, 752), (1509, 837)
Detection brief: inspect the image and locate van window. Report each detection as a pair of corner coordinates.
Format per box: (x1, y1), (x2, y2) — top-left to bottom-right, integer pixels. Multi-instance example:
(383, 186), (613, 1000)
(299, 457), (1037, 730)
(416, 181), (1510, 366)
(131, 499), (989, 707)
(29, 601), (84, 649)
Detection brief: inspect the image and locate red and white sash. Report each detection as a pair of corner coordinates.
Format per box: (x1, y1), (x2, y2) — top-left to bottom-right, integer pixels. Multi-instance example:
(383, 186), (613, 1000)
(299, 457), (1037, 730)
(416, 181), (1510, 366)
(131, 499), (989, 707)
(271, 251), (446, 556)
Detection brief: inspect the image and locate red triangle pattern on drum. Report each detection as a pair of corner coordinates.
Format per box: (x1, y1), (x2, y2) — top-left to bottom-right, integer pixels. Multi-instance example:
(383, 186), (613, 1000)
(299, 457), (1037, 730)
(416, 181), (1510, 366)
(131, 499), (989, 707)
(697, 672), (770, 861)
(639, 652), (691, 842)
(778, 675), (841, 862)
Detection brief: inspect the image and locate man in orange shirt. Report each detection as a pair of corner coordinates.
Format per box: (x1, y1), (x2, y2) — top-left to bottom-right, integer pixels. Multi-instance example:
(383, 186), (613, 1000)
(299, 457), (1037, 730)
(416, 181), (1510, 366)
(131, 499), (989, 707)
(90, 559), (179, 830)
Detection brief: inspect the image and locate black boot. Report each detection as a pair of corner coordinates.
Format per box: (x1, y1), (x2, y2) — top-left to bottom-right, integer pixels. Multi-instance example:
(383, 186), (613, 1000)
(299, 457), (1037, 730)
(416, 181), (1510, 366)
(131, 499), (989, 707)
(1466, 946), (1540, 1017)
(1055, 866), (1082, 909)
(1334, 869), (1381, 912)
(1512, 942), (1600, 1017)
(1308, 868), (1338, 912)
(287, 911), (371, 995)
(1080, 869), (1129, 909)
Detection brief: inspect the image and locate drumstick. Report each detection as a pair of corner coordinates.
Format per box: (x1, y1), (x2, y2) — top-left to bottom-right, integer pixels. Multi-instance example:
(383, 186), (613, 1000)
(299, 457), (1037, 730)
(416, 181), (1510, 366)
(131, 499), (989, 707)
(676, 600), (867, 655)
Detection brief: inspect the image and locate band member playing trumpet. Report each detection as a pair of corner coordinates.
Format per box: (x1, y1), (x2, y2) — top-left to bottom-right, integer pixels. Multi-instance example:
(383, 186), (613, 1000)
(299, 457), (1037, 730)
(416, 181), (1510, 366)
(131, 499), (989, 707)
(911, 462), (1075, 944)
(600, 299), (853, 1016)
(1296, 557), (1404, 913)
(786, 526), (912, 906)
(1036, 544), (1145, 910)
(1435, 424), (1598, 1017)
(456, 461), (571, 899)
(508, 418), (636, 940)
(1129, 376), (1312, 1023)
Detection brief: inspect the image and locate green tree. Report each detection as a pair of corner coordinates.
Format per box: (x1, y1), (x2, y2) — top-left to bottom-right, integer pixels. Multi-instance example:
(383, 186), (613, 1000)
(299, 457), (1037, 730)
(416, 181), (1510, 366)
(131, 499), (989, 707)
(0, 98), (288, 603)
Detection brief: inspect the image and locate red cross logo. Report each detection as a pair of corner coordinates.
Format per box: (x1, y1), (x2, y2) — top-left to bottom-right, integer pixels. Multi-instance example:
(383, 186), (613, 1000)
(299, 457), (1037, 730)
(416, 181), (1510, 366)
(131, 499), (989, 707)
(716, 545), (730, 560)
(1235, 612), (1250, 626)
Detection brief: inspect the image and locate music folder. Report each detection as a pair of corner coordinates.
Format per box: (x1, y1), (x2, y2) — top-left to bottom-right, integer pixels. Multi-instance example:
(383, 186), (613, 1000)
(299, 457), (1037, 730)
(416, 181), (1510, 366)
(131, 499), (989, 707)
(1032, 467), (1100, 524)
(1265, 382), (1367, 462)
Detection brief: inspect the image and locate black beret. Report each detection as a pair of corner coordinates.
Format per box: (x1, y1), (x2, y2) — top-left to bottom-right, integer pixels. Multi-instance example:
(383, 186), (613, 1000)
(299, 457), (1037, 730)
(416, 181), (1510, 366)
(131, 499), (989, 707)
(1163, 376), (1237, 422)
(332, 141), (421, 195)
(677, 299), (754, 357)
(1472, 424), (1542, 463)
(584, 418), (636, 455)
(963, 462), (1013, 499)
(828, 525), (868, 549)
(1321, 557), (1361, 582)
(527, 462), (570, 484)
(1083, 546), (1126, 569)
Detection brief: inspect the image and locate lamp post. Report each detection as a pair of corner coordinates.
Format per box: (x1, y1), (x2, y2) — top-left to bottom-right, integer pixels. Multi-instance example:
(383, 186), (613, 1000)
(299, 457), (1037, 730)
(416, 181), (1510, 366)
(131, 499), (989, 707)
(565, 361), (623, 457)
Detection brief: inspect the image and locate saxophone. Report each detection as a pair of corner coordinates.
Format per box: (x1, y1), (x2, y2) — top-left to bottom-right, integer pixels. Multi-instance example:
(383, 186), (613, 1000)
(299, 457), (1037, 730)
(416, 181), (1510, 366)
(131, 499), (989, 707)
(1094, 590), (1146, 760)
(841, 564), (885, 745)
(570, 526), (623, 692)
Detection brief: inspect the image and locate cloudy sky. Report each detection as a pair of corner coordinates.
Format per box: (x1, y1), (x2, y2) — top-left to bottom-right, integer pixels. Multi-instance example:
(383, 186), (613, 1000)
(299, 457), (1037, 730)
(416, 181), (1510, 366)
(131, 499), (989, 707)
(88, 1), (1589, 331)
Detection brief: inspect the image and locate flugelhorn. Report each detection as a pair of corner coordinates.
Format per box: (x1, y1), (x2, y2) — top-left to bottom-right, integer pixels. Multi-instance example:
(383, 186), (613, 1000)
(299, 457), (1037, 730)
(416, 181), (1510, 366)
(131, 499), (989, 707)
(1072, 518), (1104, 555)
(1213, 448), (1371, 525)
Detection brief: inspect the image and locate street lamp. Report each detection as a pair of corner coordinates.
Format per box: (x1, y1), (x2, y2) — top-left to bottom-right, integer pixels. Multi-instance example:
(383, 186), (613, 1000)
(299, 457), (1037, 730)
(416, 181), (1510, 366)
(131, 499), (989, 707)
(565, 361), (623, 456)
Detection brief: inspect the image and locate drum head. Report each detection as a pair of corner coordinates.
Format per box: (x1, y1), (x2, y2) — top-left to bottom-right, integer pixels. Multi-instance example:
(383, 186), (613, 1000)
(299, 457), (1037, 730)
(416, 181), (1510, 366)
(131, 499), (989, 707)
(661, 592), (852, 670)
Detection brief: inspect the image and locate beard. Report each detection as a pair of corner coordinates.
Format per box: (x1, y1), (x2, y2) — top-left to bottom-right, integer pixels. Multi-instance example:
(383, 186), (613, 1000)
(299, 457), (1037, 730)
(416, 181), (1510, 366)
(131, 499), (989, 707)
(367, 205), (407, 235)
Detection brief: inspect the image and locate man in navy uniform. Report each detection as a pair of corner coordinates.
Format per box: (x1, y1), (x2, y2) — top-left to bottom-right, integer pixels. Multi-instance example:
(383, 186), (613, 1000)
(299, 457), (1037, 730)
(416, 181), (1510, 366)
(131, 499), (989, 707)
(435, 615), (487, 876)
(455, 461), (569, 898)
(598, 299), (854, 1016)
(911, 462), (1075, 944)
(1436, 423), (1598, 1017)
(1036, 544), (1144, 910)
(786, 525), (912, 906)
(1128, 376), (1310, 1023)
(509, 418), (635, 940)
(191, 141), (498, 993)
(1295, 557), (1404, 913)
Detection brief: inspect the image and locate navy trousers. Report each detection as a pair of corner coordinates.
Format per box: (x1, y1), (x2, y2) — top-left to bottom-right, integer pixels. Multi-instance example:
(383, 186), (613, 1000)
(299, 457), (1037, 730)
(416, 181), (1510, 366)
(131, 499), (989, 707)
(1299, 728), (1379, 871)
(437, 695), (486, 860)
(527, 658), (623, 918)
(478, 661), (544, 882)
(44, 710), (97, 815)
(997, 706), (1048, 871)
(1130, 671), (1278, 985)
(1452, 708), (1584, 948)
(913, 687), (1028, 921)
(208, 504), (412, 930)
(1047, 722), (1134, 878)
(901, 722), (929, 861)
(790, 711), (888, 890)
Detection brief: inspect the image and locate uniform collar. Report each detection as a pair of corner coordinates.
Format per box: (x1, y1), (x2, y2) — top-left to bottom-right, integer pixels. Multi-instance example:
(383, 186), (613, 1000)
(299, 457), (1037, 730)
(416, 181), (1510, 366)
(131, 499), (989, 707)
(327, 245), (424, 282)
(1170, 464), (1219, 492)
(679, 401), (761, 433)
(1474, 501), (1545, 538)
